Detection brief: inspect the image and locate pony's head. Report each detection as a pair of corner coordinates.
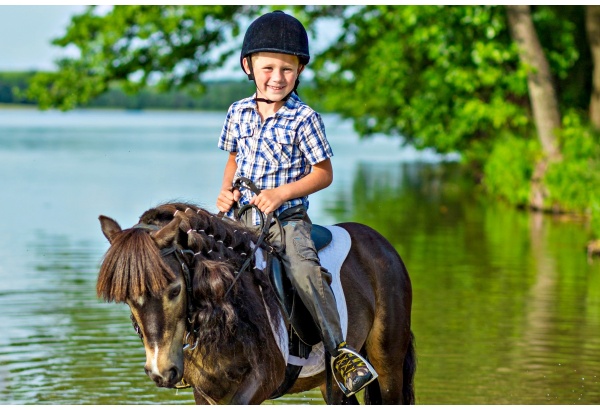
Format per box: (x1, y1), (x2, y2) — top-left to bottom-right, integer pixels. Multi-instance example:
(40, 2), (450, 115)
(98, 211), (189, 388)
(97, 203), (283, 398)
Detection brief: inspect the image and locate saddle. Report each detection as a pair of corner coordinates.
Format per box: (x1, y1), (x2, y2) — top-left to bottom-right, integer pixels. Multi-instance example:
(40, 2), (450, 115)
(229, 177), (333, 347)
(266, 223), (332, 400)
(268, 224), (332, 346)
(226, 177), (334, 398)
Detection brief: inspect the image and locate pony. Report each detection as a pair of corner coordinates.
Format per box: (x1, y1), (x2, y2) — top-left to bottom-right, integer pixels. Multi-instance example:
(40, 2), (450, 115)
(97, 202), (415, 404)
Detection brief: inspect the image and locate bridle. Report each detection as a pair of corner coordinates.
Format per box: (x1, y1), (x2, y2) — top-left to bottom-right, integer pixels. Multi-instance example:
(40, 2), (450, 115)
(128, 191), (270, 351)
(128, 223), (197, 351)
(160, 244), (196, 350)
(127, 198), (284, 398)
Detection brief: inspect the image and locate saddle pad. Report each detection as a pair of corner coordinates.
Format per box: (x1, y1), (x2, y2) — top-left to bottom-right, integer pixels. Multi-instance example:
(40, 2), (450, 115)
(265, 225), (351, 378)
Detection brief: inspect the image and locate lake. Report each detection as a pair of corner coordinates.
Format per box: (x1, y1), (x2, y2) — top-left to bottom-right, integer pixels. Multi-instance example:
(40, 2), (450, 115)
(1, 108), (599, 404)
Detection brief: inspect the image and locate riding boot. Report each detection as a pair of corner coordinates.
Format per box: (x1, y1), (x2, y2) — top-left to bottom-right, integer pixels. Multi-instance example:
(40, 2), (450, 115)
(331, 342), (378, 397)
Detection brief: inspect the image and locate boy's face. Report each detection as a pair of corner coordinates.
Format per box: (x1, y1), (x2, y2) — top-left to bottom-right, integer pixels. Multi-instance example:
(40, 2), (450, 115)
(244, 52), (305, 105)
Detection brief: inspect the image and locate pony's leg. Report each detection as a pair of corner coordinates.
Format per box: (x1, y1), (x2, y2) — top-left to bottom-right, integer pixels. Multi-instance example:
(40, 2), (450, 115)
(364, 324), (412, 404)
(337, 222), (415, 404)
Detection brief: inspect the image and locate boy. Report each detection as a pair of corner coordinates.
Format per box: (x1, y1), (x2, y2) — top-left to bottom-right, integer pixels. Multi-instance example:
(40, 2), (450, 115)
(216, 10), (376, 396)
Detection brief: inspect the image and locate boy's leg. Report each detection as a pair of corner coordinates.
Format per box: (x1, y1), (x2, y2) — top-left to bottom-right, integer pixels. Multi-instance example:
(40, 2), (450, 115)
(277, 206), (377, 396)
(280, 217), (343, 354)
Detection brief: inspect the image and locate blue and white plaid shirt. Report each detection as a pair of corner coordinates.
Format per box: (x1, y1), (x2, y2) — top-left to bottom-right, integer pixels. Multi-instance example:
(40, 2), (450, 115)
(218, 93), (333, 225)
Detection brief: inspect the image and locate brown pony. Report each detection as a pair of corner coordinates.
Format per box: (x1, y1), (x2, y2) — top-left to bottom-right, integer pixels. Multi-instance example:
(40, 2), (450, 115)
(97, 202), (415, 404)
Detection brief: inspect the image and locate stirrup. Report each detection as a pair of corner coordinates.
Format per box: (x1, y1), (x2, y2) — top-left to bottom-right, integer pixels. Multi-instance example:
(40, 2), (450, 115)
(331, 347), (379, 397)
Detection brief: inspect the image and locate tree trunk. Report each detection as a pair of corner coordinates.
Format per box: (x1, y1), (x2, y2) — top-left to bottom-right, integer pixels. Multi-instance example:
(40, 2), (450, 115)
(586, 5), (600, 130)
(506, 5), (562, 210)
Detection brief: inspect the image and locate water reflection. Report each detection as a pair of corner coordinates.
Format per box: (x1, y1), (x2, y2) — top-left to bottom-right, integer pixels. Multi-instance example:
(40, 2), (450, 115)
(0, 233), (194, 404)
(2, 110), (600, 404)
(334, 162), (600, 404)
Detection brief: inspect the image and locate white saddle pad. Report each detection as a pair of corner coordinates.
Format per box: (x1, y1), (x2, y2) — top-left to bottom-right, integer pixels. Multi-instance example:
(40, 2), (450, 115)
(262, 225), (351, 378)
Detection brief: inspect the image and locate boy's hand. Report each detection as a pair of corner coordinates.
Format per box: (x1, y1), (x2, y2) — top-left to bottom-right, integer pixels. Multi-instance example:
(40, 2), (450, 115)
(216, 188), (241, 213)
(250, 188), (285, 214)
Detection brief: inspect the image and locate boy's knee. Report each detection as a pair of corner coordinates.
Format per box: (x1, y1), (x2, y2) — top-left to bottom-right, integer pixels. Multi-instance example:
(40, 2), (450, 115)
(291, 233), (319, 264)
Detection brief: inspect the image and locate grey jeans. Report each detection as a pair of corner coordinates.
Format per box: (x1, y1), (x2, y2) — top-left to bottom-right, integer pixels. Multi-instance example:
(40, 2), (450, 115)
(240, 205), (344, 355)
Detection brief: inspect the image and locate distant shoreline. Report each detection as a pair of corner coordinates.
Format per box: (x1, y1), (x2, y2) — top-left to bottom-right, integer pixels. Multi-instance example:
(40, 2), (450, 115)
(0, 102), (224, 113)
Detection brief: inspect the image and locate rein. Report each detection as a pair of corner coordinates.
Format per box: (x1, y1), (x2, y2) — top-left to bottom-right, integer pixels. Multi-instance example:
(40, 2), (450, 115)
(218, 177), (275, 297)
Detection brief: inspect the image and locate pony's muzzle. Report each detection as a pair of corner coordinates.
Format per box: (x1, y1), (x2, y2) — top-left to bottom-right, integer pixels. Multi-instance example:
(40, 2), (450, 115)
(145, 364), (182, 388)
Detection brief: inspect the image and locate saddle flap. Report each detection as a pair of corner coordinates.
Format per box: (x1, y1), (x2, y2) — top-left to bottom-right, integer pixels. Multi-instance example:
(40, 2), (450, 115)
(269, 255), (321, 346)
(269, 256), (294, 320)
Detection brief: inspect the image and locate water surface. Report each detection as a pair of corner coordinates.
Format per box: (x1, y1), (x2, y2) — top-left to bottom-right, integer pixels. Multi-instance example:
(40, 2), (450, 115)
(0, 108), (598, 404)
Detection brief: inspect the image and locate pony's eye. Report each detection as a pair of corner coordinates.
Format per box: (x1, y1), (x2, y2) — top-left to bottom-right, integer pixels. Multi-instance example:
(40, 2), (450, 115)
(168, 285), (181, 300)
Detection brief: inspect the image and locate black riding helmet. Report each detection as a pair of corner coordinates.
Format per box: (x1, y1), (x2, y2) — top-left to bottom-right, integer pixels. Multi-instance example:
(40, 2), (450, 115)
(240, 11), (309, 103)
(240, 10), (310, 74)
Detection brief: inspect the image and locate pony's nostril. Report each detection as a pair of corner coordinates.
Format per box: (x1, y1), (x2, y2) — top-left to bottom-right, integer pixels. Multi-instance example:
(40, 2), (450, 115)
(151, 374), (163, 385)
(145, 366), (164, 385)
(166, 367), (179, 384)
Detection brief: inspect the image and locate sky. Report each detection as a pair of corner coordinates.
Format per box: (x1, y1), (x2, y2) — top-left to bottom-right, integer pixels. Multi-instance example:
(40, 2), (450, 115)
(0, 5), (86, 71)
(0, 5), (341, 79)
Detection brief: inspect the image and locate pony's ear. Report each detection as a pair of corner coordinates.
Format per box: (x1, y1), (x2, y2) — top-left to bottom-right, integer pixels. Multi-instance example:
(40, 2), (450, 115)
(99, 215), (122, 244)
(151, 215), (181, 248)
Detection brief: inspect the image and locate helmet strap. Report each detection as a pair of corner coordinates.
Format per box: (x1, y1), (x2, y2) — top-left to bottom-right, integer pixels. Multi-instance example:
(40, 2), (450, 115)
(246, 56), (255, 81)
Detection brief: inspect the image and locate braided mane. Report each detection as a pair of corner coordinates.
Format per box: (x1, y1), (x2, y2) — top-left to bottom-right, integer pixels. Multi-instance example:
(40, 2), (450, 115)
(98, 202), (283, 378)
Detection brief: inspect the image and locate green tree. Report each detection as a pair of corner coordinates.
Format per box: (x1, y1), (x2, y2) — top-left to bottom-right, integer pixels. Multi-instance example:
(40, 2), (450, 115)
(309, 6), (530, 160)
(305, 5), (598, 215)
(24, 5), (600, 219)
(25, 5), (258, 110)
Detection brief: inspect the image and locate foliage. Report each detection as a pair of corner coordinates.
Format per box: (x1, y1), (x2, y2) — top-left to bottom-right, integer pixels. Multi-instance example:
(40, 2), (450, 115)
(307, 5), (587, 160)
(25, 5), (259, 110)
(308, 5), (532, 162)
(302, 5), (596, 221)
(535, 6), (591, 111)
(483, 110), (600, 236)
(544, 111), (600, 214)
(482, 133), (540, 208)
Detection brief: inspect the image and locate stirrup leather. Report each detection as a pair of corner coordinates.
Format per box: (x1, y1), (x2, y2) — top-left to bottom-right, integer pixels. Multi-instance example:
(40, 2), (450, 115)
(331, 347), (379, 397)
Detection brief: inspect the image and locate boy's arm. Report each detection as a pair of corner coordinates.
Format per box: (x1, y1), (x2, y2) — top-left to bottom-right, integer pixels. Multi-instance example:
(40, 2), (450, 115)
(250, 158), (333, 214)
(216, 152), (241, 213)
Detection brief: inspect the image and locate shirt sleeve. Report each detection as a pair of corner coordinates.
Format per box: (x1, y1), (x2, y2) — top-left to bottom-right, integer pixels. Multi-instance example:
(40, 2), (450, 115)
(217, 104), (238, 152)
(297, 111), (333, 165)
